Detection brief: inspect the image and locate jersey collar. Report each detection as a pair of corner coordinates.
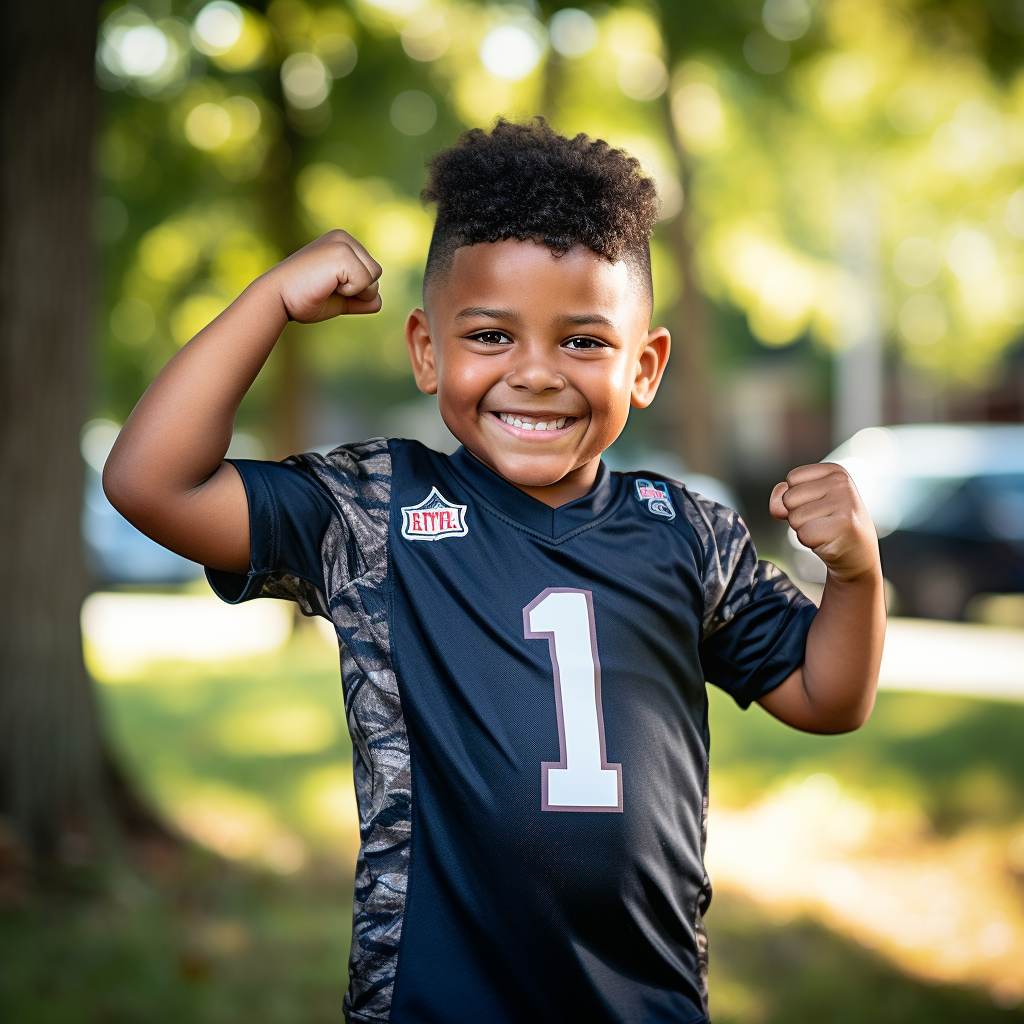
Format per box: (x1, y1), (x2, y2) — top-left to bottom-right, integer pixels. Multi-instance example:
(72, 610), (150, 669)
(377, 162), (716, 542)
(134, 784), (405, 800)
(447, 446), (620, 539)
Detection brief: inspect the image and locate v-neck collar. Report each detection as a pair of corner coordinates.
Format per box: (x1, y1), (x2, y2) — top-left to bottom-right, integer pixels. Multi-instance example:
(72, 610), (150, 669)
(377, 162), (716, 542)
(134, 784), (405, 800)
(447, 446), (620, 539)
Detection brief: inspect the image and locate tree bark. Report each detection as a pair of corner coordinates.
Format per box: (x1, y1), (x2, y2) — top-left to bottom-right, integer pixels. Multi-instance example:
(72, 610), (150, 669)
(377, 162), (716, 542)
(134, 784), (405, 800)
(0, 0), (169, 862)
(661, 93), (717, 476)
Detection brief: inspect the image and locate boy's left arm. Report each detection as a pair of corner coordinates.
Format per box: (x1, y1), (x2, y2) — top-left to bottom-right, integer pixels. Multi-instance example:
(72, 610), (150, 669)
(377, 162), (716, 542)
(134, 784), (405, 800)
(757, 463), (886, 734)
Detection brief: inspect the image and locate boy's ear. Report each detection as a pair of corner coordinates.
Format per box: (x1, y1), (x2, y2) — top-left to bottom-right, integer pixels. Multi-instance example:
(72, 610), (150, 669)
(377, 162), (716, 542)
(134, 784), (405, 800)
(405, 309), (438, 395)
(630, 327), (671, 409)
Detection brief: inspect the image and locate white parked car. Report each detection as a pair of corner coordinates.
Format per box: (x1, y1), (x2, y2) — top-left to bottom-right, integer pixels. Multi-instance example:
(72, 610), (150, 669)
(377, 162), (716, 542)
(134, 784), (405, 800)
(790, 424), (1024, 619)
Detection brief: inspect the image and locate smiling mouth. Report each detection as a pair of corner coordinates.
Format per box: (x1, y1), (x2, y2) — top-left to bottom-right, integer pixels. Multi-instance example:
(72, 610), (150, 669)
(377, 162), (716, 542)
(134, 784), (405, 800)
(493, 412), (578, 432)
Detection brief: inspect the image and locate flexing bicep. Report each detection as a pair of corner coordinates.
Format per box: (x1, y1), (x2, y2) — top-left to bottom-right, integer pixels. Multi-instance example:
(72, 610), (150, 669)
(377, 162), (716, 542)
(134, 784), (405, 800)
(105, 459), (250, 574)
(756, 667), (824, 733)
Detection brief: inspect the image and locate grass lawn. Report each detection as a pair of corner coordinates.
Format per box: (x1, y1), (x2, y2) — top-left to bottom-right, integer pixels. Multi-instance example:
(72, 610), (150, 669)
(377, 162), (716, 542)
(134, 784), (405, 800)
(3, 623), (1024, 1022)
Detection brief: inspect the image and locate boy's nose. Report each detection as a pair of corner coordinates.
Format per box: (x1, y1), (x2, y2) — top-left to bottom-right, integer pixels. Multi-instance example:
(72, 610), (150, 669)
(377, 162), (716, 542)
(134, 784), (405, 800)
(504, 351), (565, 394)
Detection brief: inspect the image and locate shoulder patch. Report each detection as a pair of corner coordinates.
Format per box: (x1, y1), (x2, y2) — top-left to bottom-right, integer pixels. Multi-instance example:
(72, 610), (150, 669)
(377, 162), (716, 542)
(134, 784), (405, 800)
(635, 478), (676, 521)
(401, 487), (469, 541)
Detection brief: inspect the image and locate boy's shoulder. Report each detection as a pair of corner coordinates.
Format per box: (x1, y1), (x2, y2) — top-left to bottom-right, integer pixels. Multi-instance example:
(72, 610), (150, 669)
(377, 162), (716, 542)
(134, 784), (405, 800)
(623, 468), (749, 553)
(291, 439), (748, 543)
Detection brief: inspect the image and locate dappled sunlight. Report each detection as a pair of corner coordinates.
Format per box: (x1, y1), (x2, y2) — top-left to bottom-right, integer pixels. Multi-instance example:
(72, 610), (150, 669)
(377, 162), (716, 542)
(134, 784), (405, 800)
(707, 774), (1024, 1006)
(95, 629), (361, 877)
(169, 781), (308, 874)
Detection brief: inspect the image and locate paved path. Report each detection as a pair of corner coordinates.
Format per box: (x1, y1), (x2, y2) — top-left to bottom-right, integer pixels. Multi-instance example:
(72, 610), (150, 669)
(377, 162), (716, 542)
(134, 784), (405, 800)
(881, 618), (1024, 701)
(82, 593), (1024, 700)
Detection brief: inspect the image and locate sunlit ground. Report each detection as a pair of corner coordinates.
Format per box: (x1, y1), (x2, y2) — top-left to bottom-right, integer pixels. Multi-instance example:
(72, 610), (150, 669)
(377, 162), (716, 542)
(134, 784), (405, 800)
(89, 612), (360, 878)
(5, 593), (1024, 1021)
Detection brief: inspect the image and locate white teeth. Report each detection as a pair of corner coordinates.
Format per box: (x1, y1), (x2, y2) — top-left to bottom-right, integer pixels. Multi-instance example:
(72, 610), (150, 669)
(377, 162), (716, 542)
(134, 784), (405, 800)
(497, 412), (572, 430)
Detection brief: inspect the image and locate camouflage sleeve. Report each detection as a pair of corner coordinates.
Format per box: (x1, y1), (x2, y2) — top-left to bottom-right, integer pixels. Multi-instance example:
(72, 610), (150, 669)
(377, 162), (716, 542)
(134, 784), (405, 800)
(677, 487), (817, 708)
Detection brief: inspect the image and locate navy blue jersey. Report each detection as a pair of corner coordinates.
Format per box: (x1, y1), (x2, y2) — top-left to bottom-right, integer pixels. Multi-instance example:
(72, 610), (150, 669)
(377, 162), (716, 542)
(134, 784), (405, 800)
(207, 438), (816, 1024)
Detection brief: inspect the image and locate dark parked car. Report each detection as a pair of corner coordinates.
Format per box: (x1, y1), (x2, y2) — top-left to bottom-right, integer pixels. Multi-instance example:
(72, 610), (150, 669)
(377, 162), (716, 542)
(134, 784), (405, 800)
(789, 424), (1024, 620)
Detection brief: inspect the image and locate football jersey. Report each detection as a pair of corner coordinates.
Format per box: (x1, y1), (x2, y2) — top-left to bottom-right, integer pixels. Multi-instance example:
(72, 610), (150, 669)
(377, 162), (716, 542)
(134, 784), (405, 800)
(207, 438), (816, 1024)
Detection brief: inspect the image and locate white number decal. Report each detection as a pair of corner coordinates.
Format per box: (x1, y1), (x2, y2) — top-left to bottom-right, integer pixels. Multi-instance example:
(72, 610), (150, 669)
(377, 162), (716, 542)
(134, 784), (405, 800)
(523, 588), (623, 812)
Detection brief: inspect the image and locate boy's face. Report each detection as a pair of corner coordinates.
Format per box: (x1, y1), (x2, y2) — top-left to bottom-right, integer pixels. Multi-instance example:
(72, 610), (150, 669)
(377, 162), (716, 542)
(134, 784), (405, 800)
(406, 239), (670, 499)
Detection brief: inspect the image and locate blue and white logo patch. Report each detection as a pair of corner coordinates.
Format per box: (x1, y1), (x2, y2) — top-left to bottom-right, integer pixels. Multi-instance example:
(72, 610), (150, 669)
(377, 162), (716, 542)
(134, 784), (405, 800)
(635, 478), (676, 520)
(401, 487), (469, 541)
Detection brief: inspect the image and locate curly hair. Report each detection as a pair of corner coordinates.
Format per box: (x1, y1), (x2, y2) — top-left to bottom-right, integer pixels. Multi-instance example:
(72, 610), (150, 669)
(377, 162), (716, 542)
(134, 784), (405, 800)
(421, 118), (661, 300)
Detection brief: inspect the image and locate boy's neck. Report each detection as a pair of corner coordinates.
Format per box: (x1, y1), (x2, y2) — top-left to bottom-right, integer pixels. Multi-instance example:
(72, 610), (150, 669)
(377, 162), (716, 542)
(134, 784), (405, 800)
(466, 450), (602, 509)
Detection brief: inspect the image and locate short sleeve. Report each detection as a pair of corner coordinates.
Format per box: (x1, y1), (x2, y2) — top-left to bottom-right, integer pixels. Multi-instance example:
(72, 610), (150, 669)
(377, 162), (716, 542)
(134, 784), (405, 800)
(679, 488), (817, 709)
(205, 458), (337, 616)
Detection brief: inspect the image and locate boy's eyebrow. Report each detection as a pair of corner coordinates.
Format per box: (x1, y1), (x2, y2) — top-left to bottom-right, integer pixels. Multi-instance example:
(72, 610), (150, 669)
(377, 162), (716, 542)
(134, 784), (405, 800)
(454, 306), (520, 322)
(554, 312), (616, 329)
(453, 307), (617, 329)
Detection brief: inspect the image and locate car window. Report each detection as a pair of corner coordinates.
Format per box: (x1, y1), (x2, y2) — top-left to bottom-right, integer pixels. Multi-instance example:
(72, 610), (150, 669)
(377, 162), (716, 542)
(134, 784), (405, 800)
(978, 474), (1024, 541)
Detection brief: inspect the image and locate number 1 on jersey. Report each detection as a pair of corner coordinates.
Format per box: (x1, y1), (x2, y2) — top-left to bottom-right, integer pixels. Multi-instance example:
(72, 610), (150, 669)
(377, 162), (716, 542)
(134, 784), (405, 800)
(524, 588), (623, 812)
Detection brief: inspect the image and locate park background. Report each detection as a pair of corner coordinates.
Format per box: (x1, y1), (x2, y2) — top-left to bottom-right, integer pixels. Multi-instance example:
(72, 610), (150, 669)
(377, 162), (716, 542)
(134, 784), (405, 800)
(4, 0), (1024, 1021)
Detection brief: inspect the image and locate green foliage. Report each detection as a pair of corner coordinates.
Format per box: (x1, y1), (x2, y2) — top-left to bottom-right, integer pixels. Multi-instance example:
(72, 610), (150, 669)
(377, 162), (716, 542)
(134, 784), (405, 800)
(95, 0), (1024, 441)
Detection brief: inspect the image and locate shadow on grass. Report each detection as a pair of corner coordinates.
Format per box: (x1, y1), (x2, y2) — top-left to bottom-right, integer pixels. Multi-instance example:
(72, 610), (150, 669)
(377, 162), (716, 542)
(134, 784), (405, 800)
(707, 892), (1024, 1023)
(0, 854), (353, 1024)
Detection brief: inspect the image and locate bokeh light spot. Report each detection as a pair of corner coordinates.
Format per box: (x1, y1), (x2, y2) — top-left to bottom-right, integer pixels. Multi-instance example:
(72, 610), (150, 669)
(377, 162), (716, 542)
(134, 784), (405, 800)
(893, 237), (942, 288)
(1007, 188), (1024, 239)
(899, 295), (948, 346)
(117, 25), (169, 77)
(672, 82), (726, 152)
(947, 229), (997, 280)
(314, 33), (357, 77)
(170, 292), (229, 346)
(222, 95), (262, 143)
(185, 102), (233, 150)
(617, 53), (668, 101)
(815, 53), (876, 117)
(193, 1), (244, 55)
(549, 8), (598, 57)
(479, 23), (544, 81)
(281, 52), (331, 109)
(138, 225), (199, 283)
(401, 11), (449, 62)
(886, 85), (935, 134)
(110, 297), (156, 346)
(762, 0), (811, 41)
(390, 90), (437, 136)
(743, 30), (789, 74)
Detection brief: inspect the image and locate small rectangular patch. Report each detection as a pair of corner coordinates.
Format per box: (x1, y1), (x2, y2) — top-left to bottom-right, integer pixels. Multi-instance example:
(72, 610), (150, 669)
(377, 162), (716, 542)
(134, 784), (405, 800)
(635, 478), (676, 520)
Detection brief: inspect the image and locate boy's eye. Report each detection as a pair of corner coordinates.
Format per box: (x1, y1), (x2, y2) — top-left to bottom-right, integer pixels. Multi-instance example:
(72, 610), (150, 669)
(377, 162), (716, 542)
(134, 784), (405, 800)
(562, 336), (607, 350)
(469, 330), (512, 346)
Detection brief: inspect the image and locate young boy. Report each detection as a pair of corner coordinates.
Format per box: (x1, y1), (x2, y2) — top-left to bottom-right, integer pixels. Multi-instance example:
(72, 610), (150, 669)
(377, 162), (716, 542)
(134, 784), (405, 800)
(104, 120), (885, 1024)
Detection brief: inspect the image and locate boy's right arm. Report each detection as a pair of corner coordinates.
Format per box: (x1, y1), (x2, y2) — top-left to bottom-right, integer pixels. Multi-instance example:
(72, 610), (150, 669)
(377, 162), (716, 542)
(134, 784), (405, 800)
(103, 230), (382, 574)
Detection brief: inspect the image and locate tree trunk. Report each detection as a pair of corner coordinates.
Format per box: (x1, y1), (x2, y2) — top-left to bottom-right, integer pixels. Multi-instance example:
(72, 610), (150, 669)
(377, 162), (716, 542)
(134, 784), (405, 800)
(0, 0), (170, 863)
(661, 94), (717, 476)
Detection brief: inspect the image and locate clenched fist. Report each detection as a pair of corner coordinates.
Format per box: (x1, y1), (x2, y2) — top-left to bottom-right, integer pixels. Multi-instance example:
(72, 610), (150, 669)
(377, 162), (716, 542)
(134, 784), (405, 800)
(269, 229), (383, 323)
(770, 463), (880, 583)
